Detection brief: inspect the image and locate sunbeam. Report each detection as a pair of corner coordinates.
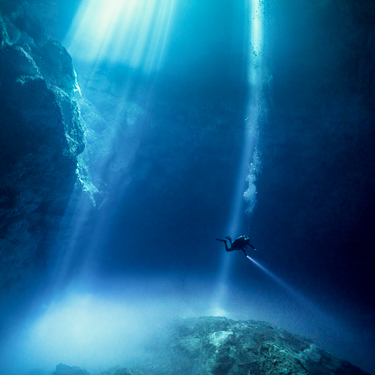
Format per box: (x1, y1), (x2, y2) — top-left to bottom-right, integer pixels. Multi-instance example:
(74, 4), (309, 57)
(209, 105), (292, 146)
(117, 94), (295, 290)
(65, 0), (176, 73)
(53, 0), (179, 283)
(212, 0), (264, 313)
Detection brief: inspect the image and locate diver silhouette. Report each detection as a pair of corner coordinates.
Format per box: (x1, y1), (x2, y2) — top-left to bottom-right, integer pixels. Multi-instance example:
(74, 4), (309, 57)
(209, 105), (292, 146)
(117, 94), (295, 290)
(216, 235), (256, 256)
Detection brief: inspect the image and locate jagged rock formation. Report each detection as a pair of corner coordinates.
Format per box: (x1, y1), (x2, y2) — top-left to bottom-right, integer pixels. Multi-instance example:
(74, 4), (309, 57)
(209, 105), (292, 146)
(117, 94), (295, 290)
(0, 2), (84, 296)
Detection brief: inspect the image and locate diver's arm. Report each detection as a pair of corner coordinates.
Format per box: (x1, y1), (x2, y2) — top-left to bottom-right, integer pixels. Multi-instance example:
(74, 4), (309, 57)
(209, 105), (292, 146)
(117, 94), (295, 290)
(247, 243), (257, 251)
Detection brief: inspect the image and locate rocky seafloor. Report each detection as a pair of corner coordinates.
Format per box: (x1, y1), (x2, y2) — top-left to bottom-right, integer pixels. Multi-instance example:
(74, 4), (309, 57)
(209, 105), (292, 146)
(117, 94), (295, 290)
(30, 317), (369, 375)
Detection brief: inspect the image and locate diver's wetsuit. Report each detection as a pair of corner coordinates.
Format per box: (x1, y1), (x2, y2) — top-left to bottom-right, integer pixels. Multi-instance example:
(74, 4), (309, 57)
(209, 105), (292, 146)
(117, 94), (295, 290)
(216, 235), (256, 256)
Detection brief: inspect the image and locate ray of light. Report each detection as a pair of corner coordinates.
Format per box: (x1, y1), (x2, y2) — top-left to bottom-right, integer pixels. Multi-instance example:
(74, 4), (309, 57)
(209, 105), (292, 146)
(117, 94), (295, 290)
(212, 0), (264, 314)
(52, 1), (178, 282)
(64, 0), (176, 73)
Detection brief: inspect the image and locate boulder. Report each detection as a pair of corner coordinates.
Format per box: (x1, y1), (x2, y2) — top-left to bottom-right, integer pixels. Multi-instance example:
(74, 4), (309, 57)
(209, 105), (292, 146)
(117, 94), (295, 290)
(53, 364), (89, 375)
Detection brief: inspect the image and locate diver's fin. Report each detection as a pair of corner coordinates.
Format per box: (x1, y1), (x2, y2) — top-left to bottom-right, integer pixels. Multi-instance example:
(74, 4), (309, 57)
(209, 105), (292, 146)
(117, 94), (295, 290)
(215, 238), (227, 243)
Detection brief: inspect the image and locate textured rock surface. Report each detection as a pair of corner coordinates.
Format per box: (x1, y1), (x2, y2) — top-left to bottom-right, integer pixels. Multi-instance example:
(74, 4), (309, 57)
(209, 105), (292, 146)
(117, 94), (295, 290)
(0, 3), (84, 296)
(101, 367), (144, 375)
(53, 364), (89, 375)
(110, 317), (369, 375)
(43, 317), (368, 375)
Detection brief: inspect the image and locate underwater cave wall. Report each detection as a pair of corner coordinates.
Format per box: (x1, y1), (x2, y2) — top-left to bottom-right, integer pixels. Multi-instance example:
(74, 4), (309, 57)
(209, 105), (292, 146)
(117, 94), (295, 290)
(0, 1), (84, 298)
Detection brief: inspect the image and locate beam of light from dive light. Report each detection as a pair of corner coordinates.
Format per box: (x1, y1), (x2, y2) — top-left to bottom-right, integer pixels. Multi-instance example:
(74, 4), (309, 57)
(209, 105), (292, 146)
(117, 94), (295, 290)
(245, 255), (353, 351)
(246, 256), (322, 314)
(246, 256), (294, 293)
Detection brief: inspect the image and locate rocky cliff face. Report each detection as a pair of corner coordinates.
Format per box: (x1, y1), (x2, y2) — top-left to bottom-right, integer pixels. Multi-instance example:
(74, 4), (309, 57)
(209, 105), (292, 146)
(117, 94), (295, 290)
(0, 1), (84, 296)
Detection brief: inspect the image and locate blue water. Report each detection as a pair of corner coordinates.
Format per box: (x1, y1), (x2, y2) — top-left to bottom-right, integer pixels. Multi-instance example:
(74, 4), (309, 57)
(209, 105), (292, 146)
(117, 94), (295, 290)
(0, 0), (374, 374)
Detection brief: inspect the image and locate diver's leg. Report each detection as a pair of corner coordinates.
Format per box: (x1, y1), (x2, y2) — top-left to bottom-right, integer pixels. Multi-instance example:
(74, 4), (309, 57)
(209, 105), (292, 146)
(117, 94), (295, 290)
(216, 238), (230, 251)
(225, 236), (233, 245)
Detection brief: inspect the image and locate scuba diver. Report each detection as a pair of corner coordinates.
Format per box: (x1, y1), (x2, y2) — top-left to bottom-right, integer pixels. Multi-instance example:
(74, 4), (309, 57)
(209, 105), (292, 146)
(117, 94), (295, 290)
(216, 235), (256, 256)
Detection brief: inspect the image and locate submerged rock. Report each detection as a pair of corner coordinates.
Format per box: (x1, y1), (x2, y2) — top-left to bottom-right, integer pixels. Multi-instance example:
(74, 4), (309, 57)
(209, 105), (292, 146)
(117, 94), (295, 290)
(0, 4), (84, 296)
(37, 39), (77, 95)
(136, 317), (369, 375)
(41, 317), (370, 375)
(53, 364), (89, 375)
(101, 367), (144, 375)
